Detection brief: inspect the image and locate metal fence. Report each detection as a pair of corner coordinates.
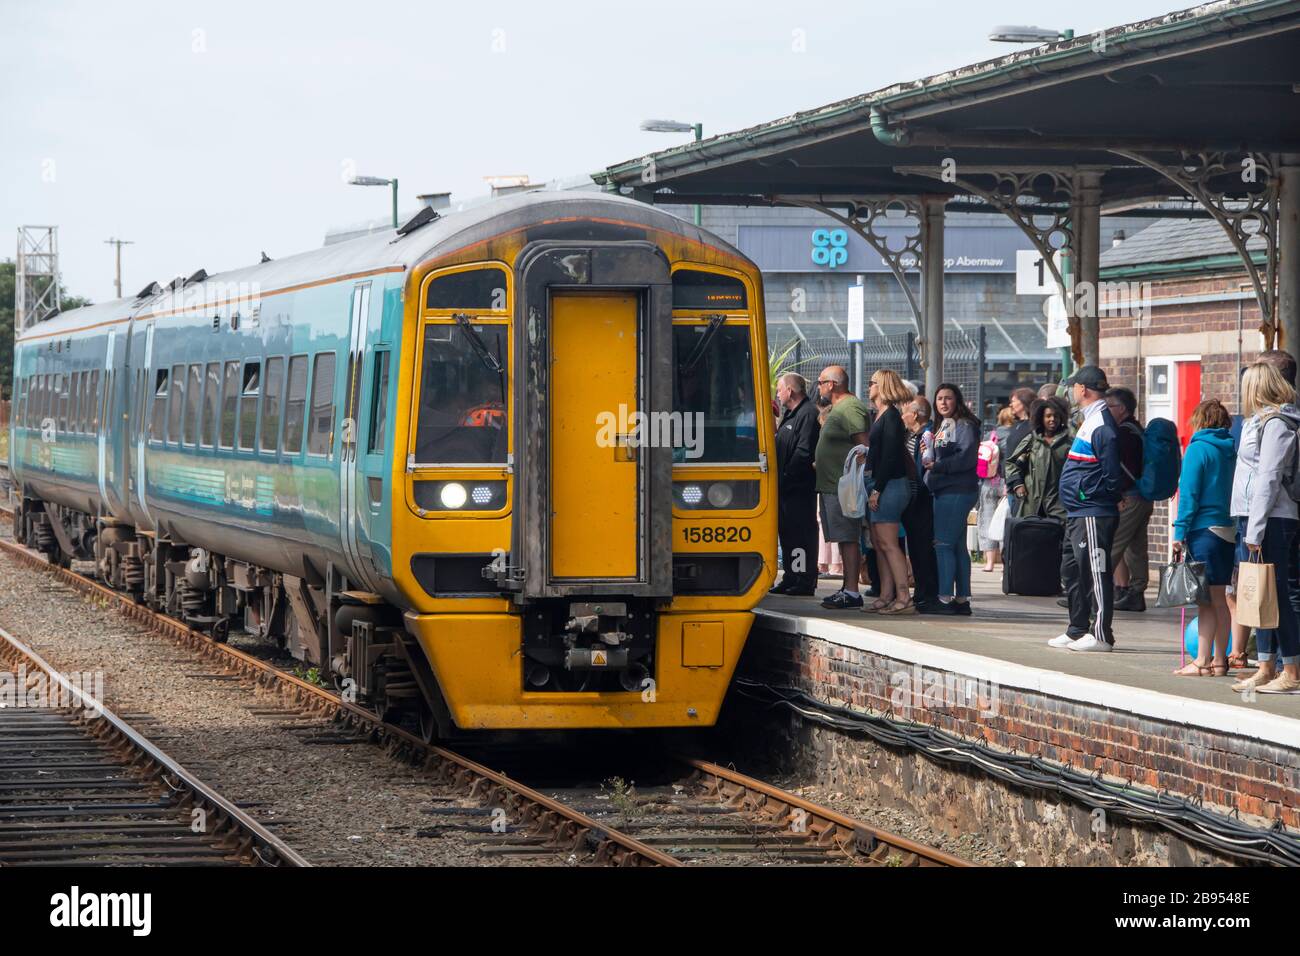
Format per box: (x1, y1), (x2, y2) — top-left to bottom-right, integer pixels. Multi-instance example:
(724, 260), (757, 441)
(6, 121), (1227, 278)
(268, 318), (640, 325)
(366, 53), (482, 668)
(771, 326), (988, 425)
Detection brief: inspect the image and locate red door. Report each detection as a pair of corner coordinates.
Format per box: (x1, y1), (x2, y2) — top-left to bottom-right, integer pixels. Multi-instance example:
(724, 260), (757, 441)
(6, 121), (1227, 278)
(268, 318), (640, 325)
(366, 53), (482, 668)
(1174, 360), (1201, 451)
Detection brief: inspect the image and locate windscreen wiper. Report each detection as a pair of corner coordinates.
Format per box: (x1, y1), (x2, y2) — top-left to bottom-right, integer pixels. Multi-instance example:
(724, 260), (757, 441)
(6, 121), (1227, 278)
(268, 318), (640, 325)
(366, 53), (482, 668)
(453, 312), (504, 375)
(683, 313), (727, 373)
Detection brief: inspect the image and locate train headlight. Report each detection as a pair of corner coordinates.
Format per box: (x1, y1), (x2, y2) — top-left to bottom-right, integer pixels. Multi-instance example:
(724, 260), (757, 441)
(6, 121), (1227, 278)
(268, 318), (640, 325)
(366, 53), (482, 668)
(673, 481), (760, 510)
(706, 482), (734, 509)
(440, 482), (468, 509)
(413, 480), (507, 512)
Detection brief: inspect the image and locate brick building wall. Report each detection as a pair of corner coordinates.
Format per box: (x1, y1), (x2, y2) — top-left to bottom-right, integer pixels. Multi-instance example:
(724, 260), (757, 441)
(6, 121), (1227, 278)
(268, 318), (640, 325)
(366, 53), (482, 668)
(1098, 268), (1264, 580)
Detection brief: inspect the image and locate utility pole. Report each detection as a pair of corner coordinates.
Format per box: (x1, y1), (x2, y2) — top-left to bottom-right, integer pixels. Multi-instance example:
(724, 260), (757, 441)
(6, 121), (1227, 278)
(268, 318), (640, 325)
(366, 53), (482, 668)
(105, 237), (134, 299)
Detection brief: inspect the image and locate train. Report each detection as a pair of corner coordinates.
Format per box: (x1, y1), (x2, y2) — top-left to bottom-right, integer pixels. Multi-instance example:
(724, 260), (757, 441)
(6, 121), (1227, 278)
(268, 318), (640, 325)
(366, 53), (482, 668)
(8, 191), (777, 739)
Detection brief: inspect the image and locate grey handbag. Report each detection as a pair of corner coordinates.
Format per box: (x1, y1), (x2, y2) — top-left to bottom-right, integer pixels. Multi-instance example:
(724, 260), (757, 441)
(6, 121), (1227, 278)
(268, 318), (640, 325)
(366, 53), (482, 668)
(1156, 552), (1209, 608)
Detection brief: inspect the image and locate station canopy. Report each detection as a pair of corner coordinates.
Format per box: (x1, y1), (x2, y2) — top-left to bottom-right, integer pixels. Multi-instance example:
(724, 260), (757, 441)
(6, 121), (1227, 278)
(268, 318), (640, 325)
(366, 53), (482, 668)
(595, 0), (1300, 211)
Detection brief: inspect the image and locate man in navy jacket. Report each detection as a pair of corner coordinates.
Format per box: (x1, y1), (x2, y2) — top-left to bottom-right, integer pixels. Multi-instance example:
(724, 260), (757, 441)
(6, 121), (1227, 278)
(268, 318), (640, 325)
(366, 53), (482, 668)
(1049, 366), (1126, 652)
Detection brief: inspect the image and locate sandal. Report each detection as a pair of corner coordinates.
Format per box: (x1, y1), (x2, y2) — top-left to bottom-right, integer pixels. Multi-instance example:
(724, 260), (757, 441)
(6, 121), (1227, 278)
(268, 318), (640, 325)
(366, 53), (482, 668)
(881, 599), (916, 615)
(1173, 661), (1218, 677)
(862, 598), (892, 613)
(1227, 652), (1249, 670)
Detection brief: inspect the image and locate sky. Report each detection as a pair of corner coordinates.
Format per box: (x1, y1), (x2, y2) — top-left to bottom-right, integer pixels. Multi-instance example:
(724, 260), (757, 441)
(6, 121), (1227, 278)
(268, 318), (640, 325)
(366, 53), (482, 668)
(2, 0), (1187, 303)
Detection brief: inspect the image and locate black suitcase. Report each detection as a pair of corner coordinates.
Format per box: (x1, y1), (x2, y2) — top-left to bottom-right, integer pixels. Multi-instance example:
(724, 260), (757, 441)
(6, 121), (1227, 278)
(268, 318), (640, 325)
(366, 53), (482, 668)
(1001, 514), (1065, 596)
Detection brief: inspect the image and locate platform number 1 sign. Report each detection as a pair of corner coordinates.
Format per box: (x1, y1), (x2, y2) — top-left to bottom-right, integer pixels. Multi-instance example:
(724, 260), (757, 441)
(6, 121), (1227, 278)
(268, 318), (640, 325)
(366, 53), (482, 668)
(1015, 250), (1057, 296)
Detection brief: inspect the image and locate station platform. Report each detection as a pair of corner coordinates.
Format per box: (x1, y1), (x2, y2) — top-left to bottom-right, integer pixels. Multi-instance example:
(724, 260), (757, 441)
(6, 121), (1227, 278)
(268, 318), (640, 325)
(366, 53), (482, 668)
(745, 574), (1300, 829)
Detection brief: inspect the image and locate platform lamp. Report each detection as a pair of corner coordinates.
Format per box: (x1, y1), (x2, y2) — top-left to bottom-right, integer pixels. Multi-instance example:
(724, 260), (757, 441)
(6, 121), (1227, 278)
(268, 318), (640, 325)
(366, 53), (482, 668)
(640, 119), (703, 226)
(987, 25), (1075, 42)
(350, 175), (399, 229)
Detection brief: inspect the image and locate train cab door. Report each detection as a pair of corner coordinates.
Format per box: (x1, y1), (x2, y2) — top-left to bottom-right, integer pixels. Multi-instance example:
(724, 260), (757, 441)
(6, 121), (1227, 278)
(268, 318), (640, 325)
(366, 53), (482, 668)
(510, 241), (673, 600)
(549, 293), (640, 578)
(339, 281), (378, 590)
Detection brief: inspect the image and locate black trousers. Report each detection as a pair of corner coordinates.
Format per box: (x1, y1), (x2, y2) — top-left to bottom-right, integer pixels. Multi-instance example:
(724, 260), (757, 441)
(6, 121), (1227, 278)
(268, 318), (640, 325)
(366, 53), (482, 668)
(901, 483), (938, 603)
(778, 487), (818, 590)
(1061, 514), (1119, 644)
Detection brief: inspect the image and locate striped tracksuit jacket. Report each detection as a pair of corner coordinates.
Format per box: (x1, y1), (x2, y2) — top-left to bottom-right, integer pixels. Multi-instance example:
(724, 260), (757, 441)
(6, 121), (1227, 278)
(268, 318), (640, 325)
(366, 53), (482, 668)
(1059, 399), (1124, 644)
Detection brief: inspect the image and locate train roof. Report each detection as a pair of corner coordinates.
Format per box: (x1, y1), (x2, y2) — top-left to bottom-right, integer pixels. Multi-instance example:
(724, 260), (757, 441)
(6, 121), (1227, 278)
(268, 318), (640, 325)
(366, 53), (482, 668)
(19, 192), (745, 343)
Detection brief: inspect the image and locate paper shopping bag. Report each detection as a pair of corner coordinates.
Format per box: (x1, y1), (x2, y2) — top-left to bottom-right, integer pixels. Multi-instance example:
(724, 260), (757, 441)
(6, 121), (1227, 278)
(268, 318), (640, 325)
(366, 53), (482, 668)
(1236, 557), (1279, 630)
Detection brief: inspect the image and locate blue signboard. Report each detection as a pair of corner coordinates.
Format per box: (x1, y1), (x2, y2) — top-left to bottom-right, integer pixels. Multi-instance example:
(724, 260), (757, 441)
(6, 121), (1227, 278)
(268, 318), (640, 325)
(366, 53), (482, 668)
(738, 223), (1035, 274)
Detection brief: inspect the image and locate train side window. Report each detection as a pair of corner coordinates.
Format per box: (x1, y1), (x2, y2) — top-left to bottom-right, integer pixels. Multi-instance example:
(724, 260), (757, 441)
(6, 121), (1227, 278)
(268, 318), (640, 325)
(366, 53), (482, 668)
(183, 363), (202, 446)
(168, 364), (186, 444)
(307, 352), (336, 457)
(136, 370), (148, 436)
(81, 371), (92, 433)
(425, 268), (508, 311)
(15, 377), (26, 430)
(260, 357), (285, 453)
(282, 355), (308, 454)
(201, 362), (221, 448)
(90, 369), (101, 433)
(57, 374), (69, 433)
(69, 371), (82, 434)
(74, 371), (86, 434)
(149, 369), (169, 443)
(30, 376), (40, 428)
(367, 351), (390, 454)
(43, 375), (54, 427)
(219, 361), (239, 449)
(238, 362), (260, 451)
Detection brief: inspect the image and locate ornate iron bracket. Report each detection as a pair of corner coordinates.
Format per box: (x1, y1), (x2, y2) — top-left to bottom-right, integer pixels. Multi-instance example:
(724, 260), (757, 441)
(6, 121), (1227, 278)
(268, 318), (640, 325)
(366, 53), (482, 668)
(896, 166), (1084, 363)
(772, 195), (929, 366)
(1110, 150), (1280, 347)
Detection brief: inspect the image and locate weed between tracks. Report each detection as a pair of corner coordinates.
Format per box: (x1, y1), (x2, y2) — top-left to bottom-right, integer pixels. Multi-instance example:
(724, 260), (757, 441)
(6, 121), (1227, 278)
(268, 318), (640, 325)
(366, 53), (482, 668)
(600, 777), (642, 827)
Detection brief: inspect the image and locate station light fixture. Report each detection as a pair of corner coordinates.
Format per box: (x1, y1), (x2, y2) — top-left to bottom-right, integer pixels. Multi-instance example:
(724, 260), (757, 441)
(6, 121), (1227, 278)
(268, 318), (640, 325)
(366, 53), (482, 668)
(640, 117), (704, 226)
(349, 175), (400, 228)
(988, 25), (1075, 43)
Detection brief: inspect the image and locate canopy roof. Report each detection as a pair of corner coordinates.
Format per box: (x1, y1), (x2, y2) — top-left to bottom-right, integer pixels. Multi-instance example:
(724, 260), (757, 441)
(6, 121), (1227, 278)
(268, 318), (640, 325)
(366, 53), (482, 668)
(596, 0), (1300, 211)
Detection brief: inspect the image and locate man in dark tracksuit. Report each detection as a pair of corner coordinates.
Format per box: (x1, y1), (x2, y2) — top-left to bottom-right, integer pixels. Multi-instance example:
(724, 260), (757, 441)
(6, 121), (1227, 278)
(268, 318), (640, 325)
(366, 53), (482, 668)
(772, 372), (820, 595)
(1049, 366), (1125, 652)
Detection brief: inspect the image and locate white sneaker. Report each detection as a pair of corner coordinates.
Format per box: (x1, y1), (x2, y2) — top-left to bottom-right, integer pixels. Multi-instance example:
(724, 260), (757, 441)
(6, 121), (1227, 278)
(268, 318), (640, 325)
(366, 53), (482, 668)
(1068, 634), (1112, 652)
(1048, 633), (1077, 648)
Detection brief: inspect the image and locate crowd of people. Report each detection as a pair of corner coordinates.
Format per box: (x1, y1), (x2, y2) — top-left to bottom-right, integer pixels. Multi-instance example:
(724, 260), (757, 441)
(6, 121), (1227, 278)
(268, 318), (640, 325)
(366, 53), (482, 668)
(769, 350), (1300, 693)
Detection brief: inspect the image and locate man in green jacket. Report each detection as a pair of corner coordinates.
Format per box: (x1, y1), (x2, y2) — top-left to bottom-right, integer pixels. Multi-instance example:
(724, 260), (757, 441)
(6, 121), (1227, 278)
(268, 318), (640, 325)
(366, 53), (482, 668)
(812, 366), (870, 609)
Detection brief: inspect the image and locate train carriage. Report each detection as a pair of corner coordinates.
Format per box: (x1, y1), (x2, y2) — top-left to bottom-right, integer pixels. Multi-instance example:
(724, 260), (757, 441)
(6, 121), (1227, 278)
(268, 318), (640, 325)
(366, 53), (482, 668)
(9, 191), (776, 738)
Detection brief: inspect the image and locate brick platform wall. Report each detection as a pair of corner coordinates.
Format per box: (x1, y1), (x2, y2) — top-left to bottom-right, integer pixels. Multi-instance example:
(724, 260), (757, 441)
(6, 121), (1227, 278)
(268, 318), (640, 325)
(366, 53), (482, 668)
(741, 626), (1300, 829)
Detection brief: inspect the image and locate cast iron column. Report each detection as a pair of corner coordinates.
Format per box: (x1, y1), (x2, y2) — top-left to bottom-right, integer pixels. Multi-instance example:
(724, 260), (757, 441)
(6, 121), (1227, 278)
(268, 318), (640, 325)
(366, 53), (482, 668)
(922, 196), (945, 398)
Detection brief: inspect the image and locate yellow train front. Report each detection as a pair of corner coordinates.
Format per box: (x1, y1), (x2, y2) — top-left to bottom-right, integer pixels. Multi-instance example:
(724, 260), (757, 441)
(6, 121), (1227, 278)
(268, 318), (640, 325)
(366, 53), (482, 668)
(390, 193), (776, 733)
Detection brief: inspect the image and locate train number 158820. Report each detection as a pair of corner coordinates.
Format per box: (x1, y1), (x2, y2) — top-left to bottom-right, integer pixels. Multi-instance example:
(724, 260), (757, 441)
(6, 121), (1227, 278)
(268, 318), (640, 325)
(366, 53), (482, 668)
(681, 526), (751, 544)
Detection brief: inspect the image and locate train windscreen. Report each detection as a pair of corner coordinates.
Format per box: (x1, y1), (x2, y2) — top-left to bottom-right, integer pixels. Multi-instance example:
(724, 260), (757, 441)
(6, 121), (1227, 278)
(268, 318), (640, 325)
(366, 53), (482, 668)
(672, 324), (758, 464)
(414, 323), (508, 464)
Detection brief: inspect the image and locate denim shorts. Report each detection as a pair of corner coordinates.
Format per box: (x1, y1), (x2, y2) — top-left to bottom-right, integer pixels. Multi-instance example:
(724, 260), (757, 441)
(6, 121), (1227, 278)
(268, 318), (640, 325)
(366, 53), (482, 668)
(869, 477), (912, 524)
(1186, 527), (1234, 586)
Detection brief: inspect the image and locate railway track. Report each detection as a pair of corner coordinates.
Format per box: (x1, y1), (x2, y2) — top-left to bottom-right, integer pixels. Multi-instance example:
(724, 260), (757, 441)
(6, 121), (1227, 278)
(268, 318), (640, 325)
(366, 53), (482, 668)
(0, 623), (309, 866)
(516, 756), (967, 866)
(0, 517), (965, 867)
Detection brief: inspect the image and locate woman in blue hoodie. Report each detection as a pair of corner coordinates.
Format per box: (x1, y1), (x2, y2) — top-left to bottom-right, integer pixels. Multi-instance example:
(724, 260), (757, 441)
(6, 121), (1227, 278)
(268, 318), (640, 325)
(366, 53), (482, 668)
(1171, 400), (1237, 677)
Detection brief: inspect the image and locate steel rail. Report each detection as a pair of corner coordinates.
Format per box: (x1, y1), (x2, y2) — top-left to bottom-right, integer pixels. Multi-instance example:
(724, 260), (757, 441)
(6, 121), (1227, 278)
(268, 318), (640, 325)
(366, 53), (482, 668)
(0, 622), (310, 867)
(680, 757), (968, 867)
(0, 534), (679, 867)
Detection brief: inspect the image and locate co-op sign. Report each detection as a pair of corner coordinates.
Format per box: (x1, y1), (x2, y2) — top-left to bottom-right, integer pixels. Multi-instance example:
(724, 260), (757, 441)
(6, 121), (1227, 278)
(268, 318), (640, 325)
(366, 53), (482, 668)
(740, 224), (1025, 273)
